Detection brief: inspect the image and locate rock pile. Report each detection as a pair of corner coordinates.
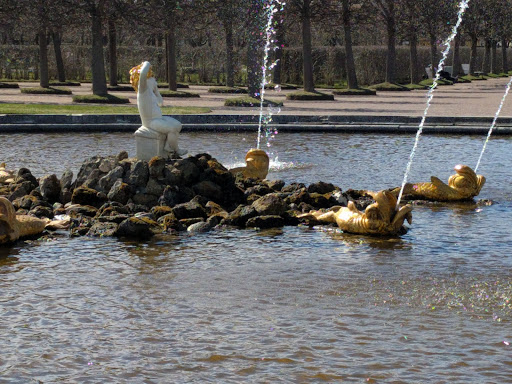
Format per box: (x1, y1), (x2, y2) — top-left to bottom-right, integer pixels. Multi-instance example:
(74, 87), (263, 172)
(0, 152), (370, 240)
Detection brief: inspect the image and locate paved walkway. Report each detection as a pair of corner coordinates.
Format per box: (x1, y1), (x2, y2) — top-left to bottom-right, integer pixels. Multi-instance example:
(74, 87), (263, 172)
(1, 78), (512, 118)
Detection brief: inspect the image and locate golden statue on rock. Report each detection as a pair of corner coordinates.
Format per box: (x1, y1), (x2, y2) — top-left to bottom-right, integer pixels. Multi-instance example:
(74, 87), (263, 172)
(393, 164), (485, 201)
(299, 190), (413, 236)
(0, 163), (15, 184)
(229, 148), (270, 179)
(0, 197), (69, 245)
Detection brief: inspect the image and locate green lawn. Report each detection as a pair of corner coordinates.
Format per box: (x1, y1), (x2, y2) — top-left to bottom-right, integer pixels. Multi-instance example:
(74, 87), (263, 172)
(0, 103), (212, 115)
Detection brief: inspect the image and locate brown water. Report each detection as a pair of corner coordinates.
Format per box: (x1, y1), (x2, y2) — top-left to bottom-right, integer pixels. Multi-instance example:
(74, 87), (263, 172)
(1, 132), (511, 382)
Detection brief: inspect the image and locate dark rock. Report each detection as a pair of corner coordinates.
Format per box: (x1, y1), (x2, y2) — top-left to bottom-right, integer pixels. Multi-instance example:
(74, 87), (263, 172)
(75, 156), (102, 187)
(151, 205), (174, 219)
(222, 204), (257, 227)
(87, 222), (119, 237)
(30, 205), (54, 219)
(307, 181), (337, 194)
(16, 168), (38, 189)
(60, 188), (73, 205)
(14, 194), (39, 210)
(265, 179), (286, 191)
(172, 201), (207, 220)
(297, 202), (315, 213)
(132, 193), (159, 208)
(180, 217), (204, 227)
(97, 166), (124, 193)
(97, 214), (131, 224)
(117, 151), (129, 161)
(205, 201), (229, 218)
(146, 178), (165, 196)
(285, 188), (311, 205)
(163, 165), (182, 185)
(66, 204), (99, 217)
(39, 174), (61, 203)
(192, 180), (223, 203)
(114, 217), (160, 239)
(282, 183), (306, 193)
(107, 180), (131, 205)
(148, 156), (166, 179)
(82, 169), (103, 190)
(244, 184), (273, 197)
(187, 221), (211, 233)
(173, 158), (200, 185)
(246, 215), (285, 229)
(158, 212), (184, 232)
(60, 169), (74, 190)
(69, 215), (94, 237)
(246, 194), (262, 205)
(128, 160), (149, 188)
(251, 193), (287, 216)
(98, 157), (118, 173)
(159, 185), (179, 207)
(9, 181), (35, 201)
(71, 186), (107, 208)
(309, 192), (335, 209)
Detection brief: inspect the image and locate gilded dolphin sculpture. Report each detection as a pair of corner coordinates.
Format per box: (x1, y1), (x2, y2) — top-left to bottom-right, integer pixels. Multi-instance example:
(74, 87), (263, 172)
(0, 163), (15, 184)
(229, 148), (270, 179)
(0, 197), (69, 245)
(299, 190), (413, 236)
(394, 164), (485, 201)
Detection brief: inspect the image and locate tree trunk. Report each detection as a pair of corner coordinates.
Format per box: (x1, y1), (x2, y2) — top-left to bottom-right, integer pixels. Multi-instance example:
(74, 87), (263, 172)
(342, 0), (358, 89)
(385, 12), (396, 83)
(302, 0), (315, 92)
(224, 20), (234, 87)
(247, 0), (264, 98)
(166, 26), (177, 91)
(429, 33), (437, 69)
(108, 18), (118, 86)
(469, 34), (478, 75)
(490, 40), (497, 74)
(452, 33), (462, 77)
(502, 38), (508, 73)
(272, 19), (284, 85)
(409, 32), (420, 84)
(482, 38), (491, 73)
(52, 30), (66, 82)
(91, 5), (108, 96)
(38, 28), (49, 88)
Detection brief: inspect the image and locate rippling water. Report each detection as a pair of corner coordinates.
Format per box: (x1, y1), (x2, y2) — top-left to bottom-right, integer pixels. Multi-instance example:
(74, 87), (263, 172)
(1, 132), (511, 382)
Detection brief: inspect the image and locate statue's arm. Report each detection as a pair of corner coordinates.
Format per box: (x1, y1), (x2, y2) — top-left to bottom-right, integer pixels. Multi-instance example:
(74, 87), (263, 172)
(153, 81), (163, 107)
(138, 61), (151, 93)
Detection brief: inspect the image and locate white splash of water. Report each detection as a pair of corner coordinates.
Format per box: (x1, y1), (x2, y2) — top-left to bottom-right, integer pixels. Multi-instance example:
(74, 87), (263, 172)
(257, 0), (286, 150)
(474, 76), (512, 172)
(396, 0), (470, 208)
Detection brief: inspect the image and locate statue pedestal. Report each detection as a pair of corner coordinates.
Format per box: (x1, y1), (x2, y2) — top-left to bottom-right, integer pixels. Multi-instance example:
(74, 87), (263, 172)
(134, 126), (166, 161)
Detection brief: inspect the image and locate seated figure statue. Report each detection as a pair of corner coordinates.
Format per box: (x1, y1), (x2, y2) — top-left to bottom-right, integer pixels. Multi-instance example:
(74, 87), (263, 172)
(391, 164), (485, 201)
(299, 190), (413, 236)
(229, 149), (270, 179)
(130, 61), (186, 159)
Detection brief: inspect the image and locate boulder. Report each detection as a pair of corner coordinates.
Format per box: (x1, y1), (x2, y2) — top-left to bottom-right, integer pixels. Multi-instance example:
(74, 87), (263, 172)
(307, 181), (337, 194)
(192, 180), (223, 203)
(71, 186), (107, 208)
(246, 215), (285, 229)
(107, 180), (131, 205)
(114, 217), (160, 239)
(87, 222), (119, 237)
(97, 166), (124, 193)
(171, 201), (207, 220)
(158, 212), (184, 232)
(128, 160), (149, 188)
(60, 169), (74, 190)
(148, 156), (166, 179)
(39, 174), (61, 203)
(173, 158), (200, 185)
(251, 193), (287, 216)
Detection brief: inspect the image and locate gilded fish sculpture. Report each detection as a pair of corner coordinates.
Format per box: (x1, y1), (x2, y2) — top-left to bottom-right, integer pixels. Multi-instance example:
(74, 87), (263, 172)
(229, 148), (269, 180)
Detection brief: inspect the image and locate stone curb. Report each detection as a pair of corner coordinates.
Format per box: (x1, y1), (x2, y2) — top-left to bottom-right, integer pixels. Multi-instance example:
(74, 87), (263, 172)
(1, 114), (511, 134)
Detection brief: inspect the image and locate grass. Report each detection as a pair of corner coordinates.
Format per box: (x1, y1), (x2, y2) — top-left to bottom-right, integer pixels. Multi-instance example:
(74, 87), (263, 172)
(208, 86), (248, 94)
(21, 86), (72, 95)
(460, 74), (487, 81)
(224, 96), (283, 107)
(107, 85), (135, 92)
(157, 83), (190, 89)
(403, 83), (428, 90)
(0, 103), (212, 115)
(368, 82), (411, 91)
(0, 82), (19, 89)
(332, 88), (377, 95)
(159, 90), (200, 98)
(418, 78), (453, 87)
(286, 91), (335, 101)
(265, 83), (298, 90)
(72, 94), (130, 104)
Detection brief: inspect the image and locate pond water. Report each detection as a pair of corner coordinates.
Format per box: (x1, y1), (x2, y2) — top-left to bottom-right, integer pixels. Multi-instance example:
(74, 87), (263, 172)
(1, 132), (511, 383)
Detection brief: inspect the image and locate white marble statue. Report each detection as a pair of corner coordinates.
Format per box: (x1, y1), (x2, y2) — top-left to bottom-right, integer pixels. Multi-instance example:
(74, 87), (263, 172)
(130, 61), (187, 159)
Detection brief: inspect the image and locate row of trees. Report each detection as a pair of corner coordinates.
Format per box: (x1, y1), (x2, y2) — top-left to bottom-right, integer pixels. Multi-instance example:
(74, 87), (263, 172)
(1, 0), (511, 97)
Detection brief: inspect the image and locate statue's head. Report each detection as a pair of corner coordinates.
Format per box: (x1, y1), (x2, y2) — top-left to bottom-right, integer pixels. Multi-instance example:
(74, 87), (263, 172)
(245, 149), (269, 179)
(448, 164), (486, 195)
(129, 62), (154, 92)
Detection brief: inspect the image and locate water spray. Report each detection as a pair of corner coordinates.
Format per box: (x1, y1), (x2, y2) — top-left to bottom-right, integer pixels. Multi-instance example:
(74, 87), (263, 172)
(396, 0), (470, 209)
(257, 0), (286, 150)
(474, 76), (512, 172)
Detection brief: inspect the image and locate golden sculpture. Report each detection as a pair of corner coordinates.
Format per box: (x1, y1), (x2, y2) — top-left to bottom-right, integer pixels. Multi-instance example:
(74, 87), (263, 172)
(129, 63), (154, 93)
(299, 190), (413, 236)
(393, 164), (485, 201)
(229, 148), (270, 179)
(0, 197), (69, 245)
(0, 163), (14, 184)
